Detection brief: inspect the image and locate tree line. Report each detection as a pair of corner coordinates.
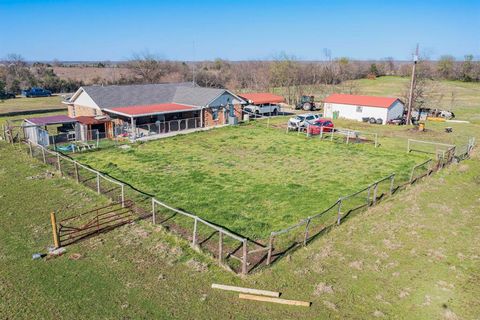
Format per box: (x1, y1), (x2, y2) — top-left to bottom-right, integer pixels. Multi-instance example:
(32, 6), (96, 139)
(1, 53), (478, 99)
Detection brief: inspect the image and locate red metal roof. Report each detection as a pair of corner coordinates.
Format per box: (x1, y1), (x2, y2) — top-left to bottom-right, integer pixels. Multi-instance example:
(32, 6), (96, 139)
(75, 116), (111, 125)
(106, 103), (197, 117)
(324, 94), (399, 109)
(239, 93), (285, 105)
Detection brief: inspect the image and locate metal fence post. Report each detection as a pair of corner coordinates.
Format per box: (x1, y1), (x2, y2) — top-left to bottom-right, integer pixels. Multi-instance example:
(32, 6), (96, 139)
(96, 172), (100, 194)
(74, 162), (79, 182)
(336, 199), (343, 225)
(218, 231), (223, 263)
(42, 147), (46, 163)
(389, 174), (395, 195)
(242, 240), (248, 275)
(121, 184), (125, 208)
(366, 185), (372, 206)
(152, 198), (156, 224)
(372, 183), (378, 205)
(266, 234), (274, 265)
(346, 132), (350, 144)
(192, 217), (198, 247)
(374, 133), (378, 148)
(303, 218), (311, 246)
(407, 139), (410, 153)
(331, 130), (334, 142)
(28, 141), (33, 157)
(320, 126), (323, 139)
(57, 154), (62, 175)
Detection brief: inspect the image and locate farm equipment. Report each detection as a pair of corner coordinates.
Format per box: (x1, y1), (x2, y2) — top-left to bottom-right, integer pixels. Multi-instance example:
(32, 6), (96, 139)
(295, 95), (316, 111)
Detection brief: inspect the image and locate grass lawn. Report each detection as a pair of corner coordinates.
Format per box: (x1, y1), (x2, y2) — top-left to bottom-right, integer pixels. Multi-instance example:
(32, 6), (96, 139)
(0, 95), (66, 115)
(71, 122), (427, 239)
(1, 140), (479, 319)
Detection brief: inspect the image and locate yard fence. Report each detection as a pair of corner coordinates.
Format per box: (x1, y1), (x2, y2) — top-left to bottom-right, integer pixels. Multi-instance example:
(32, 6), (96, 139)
(24, 140), (267, 274)
(291, 124), (379, 147)
(19, 134), (475, 274)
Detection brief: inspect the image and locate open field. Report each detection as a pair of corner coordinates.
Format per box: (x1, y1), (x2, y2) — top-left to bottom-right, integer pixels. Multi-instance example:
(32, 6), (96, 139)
(0, 95), (66, 115)
(71, 122), (427, 239)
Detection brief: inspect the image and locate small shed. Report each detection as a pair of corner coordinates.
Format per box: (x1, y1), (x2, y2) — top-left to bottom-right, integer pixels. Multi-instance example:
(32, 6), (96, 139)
(23, 115), (77, 146)
(323, 94), (404, 124)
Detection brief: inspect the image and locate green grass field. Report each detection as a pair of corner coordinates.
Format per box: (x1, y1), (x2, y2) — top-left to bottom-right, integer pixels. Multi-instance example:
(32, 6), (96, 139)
(1, 77), (479, 319)
(0, 95), (66, 115)
(71, 122), (427, 239)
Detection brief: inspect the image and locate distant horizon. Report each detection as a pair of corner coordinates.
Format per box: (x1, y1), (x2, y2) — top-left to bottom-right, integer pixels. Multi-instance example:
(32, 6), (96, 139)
(1, 0), (479, 61)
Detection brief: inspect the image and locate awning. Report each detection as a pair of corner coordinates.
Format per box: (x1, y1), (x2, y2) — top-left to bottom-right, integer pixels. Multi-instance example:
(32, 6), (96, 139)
(238, 93), (285, 105)
(25, 115), (77, 126)
(104, 103), (199, 118)
(75, 116), (111, 125)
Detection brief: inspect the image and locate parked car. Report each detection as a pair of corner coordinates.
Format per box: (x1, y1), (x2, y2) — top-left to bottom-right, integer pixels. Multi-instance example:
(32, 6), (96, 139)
(287, 113), (321, 130)
(22, 87), (52, 98)
(0, 92), (16, 99)
(243, 103), (280, 115)
(306, 119), (334, 135)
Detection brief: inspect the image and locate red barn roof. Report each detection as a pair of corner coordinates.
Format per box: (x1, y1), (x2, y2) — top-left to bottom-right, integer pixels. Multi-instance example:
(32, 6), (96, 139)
(105, 103), (197, 117)
(324, 94), (399, 109)
(239, 93), (285, 105)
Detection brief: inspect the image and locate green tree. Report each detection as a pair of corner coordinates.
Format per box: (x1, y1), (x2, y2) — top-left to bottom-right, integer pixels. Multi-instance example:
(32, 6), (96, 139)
(460, 54), (474, 82)
(437, 55), (456, 79)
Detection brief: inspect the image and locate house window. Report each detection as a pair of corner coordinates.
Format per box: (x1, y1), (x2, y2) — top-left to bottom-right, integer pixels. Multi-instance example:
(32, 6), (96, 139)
(356, 106), (363, 113)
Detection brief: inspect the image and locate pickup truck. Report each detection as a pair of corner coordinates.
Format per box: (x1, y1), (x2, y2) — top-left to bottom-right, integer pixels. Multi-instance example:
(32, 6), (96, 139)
(243, 103), (279, 115)
(22, 87), (52, 98)
(287, 113), (321, 130)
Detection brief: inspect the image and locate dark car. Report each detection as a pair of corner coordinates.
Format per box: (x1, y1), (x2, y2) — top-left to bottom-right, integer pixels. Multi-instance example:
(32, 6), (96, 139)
(22, 87), (52, 98)
(0, 92), (16, 99)
(306, 119), (334, 135)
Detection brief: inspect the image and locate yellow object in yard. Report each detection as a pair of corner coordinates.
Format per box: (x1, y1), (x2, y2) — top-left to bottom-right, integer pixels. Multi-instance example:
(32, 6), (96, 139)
(418, 122), (425, 131)
(427, 116), (446, 122)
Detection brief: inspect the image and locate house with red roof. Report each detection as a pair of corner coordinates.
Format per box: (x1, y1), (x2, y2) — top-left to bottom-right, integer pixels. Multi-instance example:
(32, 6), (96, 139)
(65, 82), (246, 139)
(323, 94), (405, 124)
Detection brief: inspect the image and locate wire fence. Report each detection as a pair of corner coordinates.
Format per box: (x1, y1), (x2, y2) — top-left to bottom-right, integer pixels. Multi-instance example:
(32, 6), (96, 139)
(290, 124), (379, 147)
(18, 133), (475, 274)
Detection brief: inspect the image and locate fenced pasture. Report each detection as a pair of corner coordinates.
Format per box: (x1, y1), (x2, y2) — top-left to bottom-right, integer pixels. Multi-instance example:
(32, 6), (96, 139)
(70, 122), (428, 240)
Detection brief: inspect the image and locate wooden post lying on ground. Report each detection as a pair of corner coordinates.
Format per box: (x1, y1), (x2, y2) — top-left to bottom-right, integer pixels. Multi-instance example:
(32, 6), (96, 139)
(242, 240), (248, 275)
(238, 294), (311, 307)
(50, 212), (60, 248)
(211, 284), (280, 297)
(266, 234), (274, 265)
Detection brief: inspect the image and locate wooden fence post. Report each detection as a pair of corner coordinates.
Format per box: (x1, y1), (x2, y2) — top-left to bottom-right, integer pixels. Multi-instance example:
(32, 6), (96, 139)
(374, 133), (378, 148)
(266, 234), (274, 265)
(50, 211), (60, 248)
(192, 217), (198, 247)
(346, 132), (350, 144)
(336, 199), (342, 225)
(389, 174), (395, 195)
(372, 183), (378, 205)
(152, 198), (156, 224)
(242, 240), (248, 275)
(330, 130), (334, 141)
(303, 218), (311, 246)
(96, 172), (100, 194)
(407, 139), (410, 153)
(218, 231), (223, 263)
(42, 147), (46, 163)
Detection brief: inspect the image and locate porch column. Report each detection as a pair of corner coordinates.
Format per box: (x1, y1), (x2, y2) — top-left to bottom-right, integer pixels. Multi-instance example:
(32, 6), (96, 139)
(200, 107), (204, 128)
(131, 117), (136, 140)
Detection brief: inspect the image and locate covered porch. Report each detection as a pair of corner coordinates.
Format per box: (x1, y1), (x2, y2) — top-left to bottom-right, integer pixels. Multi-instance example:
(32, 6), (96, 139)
(104, 103), (202, 140)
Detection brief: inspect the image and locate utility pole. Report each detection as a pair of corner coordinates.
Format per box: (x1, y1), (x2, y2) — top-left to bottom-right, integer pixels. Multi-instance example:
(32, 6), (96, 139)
(192, 41), (196, 87)
(406, 44), (419, 125)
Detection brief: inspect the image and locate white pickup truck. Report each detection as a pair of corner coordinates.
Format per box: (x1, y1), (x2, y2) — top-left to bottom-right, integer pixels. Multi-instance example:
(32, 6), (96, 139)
(287, 113), (321, 130)
(243, 103), (280, 115)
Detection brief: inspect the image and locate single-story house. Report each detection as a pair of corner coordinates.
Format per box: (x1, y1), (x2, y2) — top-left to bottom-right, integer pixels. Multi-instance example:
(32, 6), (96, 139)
(65, 82), (246, 138)
(323, 94), (404, 124)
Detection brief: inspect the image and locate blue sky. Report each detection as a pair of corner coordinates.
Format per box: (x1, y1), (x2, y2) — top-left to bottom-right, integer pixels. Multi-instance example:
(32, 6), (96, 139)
(0, 0), (478, 61)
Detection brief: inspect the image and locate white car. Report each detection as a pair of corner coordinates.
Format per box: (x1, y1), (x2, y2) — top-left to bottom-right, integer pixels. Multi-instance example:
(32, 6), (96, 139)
(243, 103), (280, 115)
(287, 113), (321, 130)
